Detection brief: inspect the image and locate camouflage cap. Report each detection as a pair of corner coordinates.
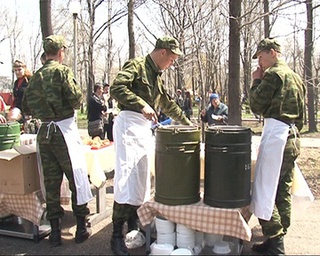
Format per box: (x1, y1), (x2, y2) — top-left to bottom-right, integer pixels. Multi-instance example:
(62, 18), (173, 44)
(155, 36), (183, 56)
(43, 35), (67, 54)
(252, 38), (281, 59)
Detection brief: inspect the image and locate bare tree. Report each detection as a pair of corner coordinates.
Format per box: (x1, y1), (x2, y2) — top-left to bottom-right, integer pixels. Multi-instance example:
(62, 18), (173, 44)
(305, 0), (317, 132)
(228, 0), (242, 125)
(40, 0), (53, 38)
(128, 0), (135, 59)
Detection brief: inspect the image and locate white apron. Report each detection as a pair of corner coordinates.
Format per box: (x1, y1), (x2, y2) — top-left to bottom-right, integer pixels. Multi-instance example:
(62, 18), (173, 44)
(43, 116), (93, 205)
(250, 118), (289, 220)
(113, 111), (154, 206)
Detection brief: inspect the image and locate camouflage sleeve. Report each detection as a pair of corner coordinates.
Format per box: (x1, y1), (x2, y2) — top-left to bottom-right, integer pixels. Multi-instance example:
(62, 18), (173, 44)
(61, 66), (83, 110)
(249, 72), (280, 115)
(110, 59), (148, 112)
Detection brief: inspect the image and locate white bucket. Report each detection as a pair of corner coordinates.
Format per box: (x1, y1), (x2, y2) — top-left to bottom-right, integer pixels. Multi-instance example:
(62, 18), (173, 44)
(176, 223), (195, 235)
(176, 232), (195, 249)
(151, 243), (174, 255)
(157, 232), (176, 246)
(170, 248), (193, 255)
(155, 216), (175, 234)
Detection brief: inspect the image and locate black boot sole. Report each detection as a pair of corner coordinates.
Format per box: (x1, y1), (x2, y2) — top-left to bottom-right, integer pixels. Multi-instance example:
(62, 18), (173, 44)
(75, 230), (91, 244)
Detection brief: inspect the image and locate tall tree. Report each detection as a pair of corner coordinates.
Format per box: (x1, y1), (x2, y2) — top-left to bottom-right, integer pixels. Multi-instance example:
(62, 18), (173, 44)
(39, 0), (53, 38)
(263, 0), (270, 37)
(228, 0), (242, 125)
(128, 0), (135, 59)
(305, 0), (317, 132)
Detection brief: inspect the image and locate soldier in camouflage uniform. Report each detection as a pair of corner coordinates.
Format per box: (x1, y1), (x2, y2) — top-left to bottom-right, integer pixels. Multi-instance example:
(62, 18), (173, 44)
(22, 35), (93, 247)
(110, 36), (192, 255)
(249, 38), (306, 255)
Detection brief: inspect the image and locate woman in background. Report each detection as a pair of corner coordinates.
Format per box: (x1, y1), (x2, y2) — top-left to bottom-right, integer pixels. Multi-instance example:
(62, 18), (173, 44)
(9, 60), (32, 123)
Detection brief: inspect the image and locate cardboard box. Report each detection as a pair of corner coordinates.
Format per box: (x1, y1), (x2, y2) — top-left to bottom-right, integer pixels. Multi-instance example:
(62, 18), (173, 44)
(0, 149), (40, 195)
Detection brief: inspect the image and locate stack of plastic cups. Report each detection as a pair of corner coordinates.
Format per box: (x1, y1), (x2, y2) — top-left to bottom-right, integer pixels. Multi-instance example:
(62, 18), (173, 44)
(155, 216), (176, 247)
(176, 223), (195, 250)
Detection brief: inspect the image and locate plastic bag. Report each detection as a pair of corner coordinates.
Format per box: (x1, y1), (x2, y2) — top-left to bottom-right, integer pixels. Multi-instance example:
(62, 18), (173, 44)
(291, 162), (314, 218)
(125, 230), (146, 249)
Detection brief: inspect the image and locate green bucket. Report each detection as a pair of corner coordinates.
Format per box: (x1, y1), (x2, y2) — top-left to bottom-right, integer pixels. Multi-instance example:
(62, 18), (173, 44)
(154, 125), (201, 205)
(0, 122), (21, 151)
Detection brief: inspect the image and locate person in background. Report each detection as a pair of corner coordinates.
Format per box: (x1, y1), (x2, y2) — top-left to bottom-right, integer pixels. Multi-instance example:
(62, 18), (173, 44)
(22, 35), (93, 247)
(0, 95), (6, 113)
(249, 38), (306, 255)
(200, 93), (228, 126)
(8, 60), (32, 122)
(87, 82), (107, 139)
(102, 83), (115, 141)
(109, 35), (192, 255)
(0, 114), (6, 123)
(183, 90), (193, 120)
(0, 62), (4, 123)
(40, 52), (47, 65)
(174, 88), (184, 110)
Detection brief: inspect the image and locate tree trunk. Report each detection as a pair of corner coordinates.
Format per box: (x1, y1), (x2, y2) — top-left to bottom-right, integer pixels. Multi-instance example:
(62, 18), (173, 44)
(87, 0), (95, 105)
(228, 0), (242, 125)
(128, 0), (135, 59)
(263, 0), (270, 37)
(305, 0), (317, 132)
(39, 0), (53, 38)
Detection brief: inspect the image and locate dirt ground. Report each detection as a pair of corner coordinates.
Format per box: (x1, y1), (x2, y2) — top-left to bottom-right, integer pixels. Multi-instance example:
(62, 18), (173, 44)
(296, 146), (320, 198)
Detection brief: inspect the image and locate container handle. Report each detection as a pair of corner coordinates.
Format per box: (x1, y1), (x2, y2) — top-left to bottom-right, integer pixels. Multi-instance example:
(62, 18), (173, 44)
(207, 145), (228, 153)
(165, 145), (185, 152)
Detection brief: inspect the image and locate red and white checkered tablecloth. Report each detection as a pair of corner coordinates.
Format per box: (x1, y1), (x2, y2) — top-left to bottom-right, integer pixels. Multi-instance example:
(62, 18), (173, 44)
(0, 190), (45, 226)
(137, 199), (252, 241)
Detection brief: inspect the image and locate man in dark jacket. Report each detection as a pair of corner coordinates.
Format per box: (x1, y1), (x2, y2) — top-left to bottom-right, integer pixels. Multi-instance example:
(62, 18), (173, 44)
(87, 83), (107, 139)
(200, 93), (228, 126)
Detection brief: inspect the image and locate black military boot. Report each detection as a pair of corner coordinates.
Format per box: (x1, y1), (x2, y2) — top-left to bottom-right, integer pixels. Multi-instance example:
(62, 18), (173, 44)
(252, 235), (285, 255)
(111, 221), (130, 256)
(252, 238), (270, 253)
(267, 235), (285, 255)
(127, 215), (139, 233)
(75, 216), (91, 243)
(49, 219), (61, 247)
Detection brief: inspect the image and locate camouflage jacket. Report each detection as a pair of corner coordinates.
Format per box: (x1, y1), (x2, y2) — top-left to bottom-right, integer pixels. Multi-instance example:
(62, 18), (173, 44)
(22, 60), (82, 121)
(110, 54), (191, 125)
(249, 60), (306, 131)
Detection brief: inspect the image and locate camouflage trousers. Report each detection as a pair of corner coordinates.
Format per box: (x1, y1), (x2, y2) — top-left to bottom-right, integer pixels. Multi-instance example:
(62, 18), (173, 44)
(112, 201), (139, 224)
(259, 129), (301, 238)
(38, 125), (89, 220)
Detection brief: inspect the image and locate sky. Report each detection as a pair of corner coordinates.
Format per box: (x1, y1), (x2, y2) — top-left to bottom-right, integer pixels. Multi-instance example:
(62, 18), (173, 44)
(0, 1), (39, 77)
(0, 1), (316, 79)
(0, 0), (134, 78)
